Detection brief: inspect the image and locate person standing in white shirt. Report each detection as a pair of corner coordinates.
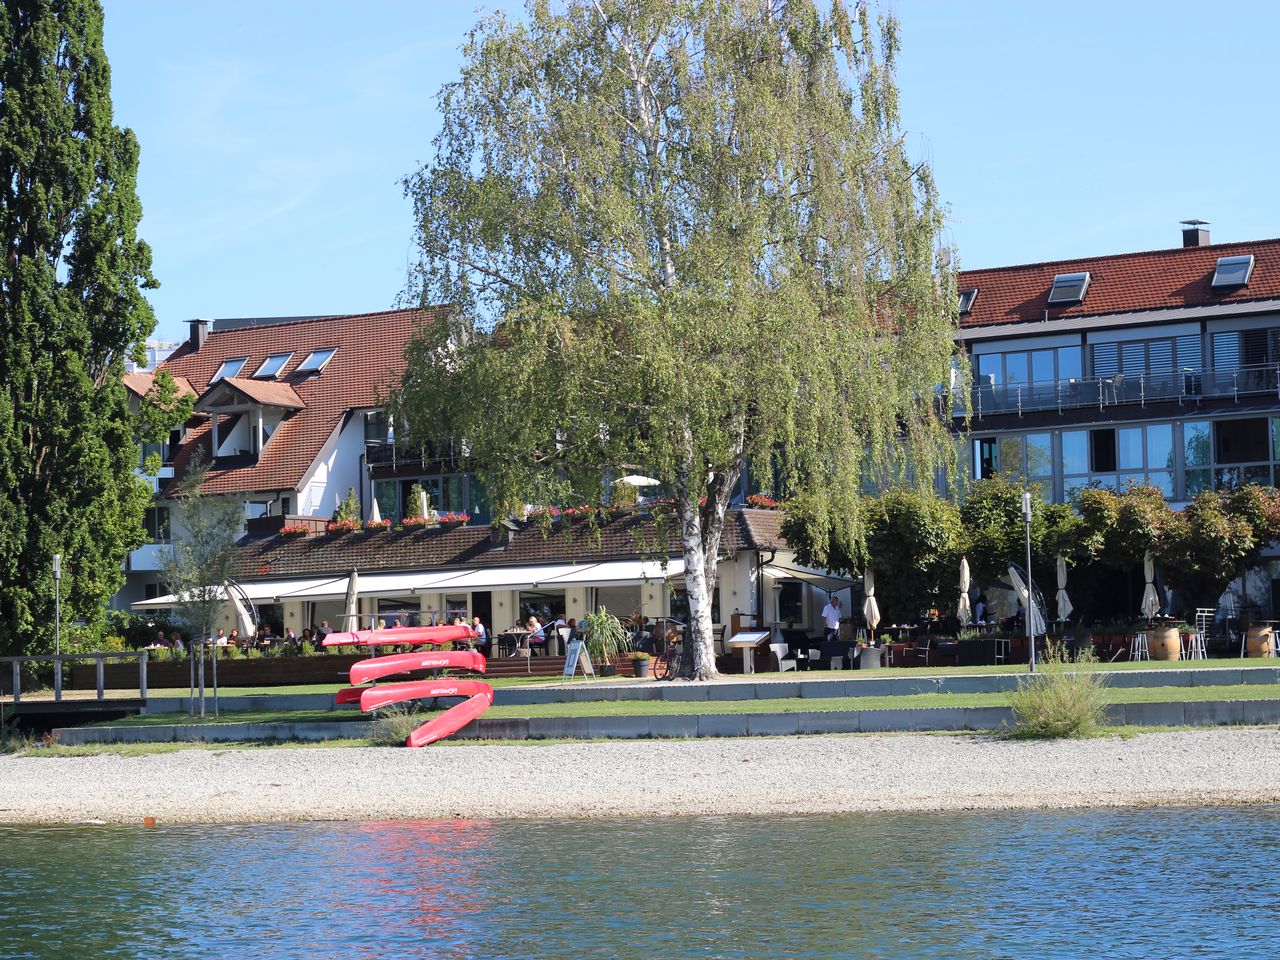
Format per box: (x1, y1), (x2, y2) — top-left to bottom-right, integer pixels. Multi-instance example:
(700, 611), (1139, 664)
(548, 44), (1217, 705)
(821, 594), (842, 642)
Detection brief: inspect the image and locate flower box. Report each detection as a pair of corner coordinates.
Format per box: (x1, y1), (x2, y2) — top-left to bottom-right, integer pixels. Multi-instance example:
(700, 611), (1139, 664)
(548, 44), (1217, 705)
(280, 524), (310, 538)
(326, 519), (361, 534)
(438, 512), (471, 526)
(363, 519), (391, 531)
(401, 515), (432, 528)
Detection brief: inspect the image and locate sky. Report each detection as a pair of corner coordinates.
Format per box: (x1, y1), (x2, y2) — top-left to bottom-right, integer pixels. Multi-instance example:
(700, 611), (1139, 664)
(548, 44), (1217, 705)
(101, 0), (1280, 344)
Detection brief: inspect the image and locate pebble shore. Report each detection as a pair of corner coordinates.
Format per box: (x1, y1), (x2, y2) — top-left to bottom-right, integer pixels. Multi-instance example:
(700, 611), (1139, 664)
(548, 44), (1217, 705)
(3, 728), (1280, 824)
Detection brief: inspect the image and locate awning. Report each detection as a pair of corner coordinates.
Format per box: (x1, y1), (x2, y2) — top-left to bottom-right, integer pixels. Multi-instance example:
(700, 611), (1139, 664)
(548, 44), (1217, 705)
(130, 575), (346, 610)
(761, 563), (854, 592)
(534, 559), (685, 587)
(414, 564), (583, 593)
(273, 571), (469, 601)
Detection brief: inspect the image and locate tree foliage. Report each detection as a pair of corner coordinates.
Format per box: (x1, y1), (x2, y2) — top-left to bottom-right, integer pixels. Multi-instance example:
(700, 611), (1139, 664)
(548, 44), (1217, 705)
(0, 0), (172, 655)
(395, 0), (959, 678)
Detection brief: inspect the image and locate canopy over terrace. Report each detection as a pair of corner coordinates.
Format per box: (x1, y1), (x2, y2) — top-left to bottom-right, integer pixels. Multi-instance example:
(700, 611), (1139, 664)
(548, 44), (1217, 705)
(130, 576), (348, 609)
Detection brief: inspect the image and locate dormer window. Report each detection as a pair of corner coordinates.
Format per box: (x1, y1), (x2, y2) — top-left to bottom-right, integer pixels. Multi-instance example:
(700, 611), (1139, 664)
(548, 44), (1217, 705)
(296, 347), (337, 374)
(253, 352), (293, 379)
(1047, 272), (1090, 306)
(1211, 254), (1254, 288)
(958, 288), (978, 315)
(210, 357), (246, 383)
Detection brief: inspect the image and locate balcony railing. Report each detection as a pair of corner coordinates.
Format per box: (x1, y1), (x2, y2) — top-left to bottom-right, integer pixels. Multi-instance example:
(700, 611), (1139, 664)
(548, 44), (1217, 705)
(963, 364), (1280, 420)
(365, 438), (460, 469)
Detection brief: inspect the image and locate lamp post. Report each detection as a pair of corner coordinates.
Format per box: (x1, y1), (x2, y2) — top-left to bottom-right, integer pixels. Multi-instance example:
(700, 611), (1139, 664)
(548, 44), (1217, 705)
(1022, 492), (1035, 675)
(53, 553), (62, 657)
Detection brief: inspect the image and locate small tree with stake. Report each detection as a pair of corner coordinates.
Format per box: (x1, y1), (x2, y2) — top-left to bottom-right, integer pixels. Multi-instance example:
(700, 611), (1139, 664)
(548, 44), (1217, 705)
(161, 454), (243, 717)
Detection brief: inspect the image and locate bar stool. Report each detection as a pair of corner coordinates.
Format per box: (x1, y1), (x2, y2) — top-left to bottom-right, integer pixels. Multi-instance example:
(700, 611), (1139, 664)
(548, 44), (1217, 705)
(1185, 631), (1207, 660)
(1130, 632), (1150, 661)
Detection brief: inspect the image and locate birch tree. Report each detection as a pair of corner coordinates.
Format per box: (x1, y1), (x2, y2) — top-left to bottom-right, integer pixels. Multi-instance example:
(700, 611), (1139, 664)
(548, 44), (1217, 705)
(397, 0), (959, 679)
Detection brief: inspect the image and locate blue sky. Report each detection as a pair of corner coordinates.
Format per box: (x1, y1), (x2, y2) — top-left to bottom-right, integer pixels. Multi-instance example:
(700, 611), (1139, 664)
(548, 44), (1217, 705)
(102, 1), (1280, 343)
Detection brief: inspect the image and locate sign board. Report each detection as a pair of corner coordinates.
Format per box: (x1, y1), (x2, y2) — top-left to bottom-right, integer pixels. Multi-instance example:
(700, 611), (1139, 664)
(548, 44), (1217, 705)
(562, 639), (596, 679)
(726, 630), (771, 649)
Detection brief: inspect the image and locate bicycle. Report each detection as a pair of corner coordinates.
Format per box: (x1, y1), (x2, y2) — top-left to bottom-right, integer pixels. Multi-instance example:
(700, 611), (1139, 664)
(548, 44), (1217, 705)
(649, 633), (683, 680)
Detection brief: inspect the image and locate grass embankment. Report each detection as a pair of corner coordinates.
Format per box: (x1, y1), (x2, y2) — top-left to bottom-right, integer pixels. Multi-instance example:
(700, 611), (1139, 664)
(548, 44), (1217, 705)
(95, 682), (1280, 728)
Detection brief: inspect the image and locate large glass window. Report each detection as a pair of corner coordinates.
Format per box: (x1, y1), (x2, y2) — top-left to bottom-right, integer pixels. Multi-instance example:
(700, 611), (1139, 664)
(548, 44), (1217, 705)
(998, 436), (1025, 478)
(1147, 424), (1174, 470)
(976, 354), (1001, 386)
(1026, 433), (1053, 479)
(1184, 421), (1212, 466)
(1117, 427), (1144, 470)
(1061, 431), (1089, 474)
(1005, 353), (1029, 385)
(1057, 346), (1082, 381)
(1031, 351), (1054, 383)
(143, 506), (170, 543)
(1215, 418), (1269, 465)
(1090, 428), (1117, 473)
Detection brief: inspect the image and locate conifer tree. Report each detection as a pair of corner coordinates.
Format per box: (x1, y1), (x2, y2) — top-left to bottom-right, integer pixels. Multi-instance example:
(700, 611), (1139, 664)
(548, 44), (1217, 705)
(0, 0), (167, 654)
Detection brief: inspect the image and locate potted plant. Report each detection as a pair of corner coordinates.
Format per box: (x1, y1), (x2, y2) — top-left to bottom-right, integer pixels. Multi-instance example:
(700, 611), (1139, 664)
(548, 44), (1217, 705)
(280, 523), (310, 538)
(325, 518), (361, 534)
(438, 511), (471, 528)
(363, 518), (391, 531)
(630, 651), (651, 678)
(582, 607), (627, 677)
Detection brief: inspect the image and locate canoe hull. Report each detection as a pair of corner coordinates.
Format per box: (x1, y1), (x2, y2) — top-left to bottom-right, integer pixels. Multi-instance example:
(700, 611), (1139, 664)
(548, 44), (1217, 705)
(322, 625), (478, 648)
(350, 650), (486, 685)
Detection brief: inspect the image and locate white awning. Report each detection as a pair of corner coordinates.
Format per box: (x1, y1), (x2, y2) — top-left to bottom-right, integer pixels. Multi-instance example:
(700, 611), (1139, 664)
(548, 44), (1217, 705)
(761, 563), (854, 592)
(273, 571), (469, 601)
(415, 564), (582, 593)
(130, 576), (347, 610)
(534, 559), (685, 587)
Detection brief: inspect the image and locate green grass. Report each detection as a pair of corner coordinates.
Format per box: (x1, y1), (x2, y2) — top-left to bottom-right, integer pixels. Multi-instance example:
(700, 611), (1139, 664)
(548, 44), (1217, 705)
(94, 682), (1280, 728)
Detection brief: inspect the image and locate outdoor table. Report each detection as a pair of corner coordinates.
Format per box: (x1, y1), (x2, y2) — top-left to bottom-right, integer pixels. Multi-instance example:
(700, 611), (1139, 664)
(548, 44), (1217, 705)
(727, 630), (771, 674)
(500, 629), (528, 657)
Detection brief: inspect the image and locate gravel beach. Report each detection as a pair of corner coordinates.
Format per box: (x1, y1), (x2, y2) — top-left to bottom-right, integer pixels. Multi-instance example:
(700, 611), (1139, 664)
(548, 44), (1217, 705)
(4, 728), (1280, 824)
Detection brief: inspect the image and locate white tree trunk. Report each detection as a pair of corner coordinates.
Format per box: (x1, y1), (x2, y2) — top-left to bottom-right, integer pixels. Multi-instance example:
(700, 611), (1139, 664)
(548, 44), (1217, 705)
(678, 494), (719, 681)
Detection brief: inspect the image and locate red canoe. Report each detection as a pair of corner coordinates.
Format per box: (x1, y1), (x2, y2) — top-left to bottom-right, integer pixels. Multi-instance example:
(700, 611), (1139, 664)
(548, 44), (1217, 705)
(359, 678), (492, 713)
(350, 650), (486, 685)
(336, 687), (365, 705)
(408, 690), (495, 748)
(322, 625), (478, 648)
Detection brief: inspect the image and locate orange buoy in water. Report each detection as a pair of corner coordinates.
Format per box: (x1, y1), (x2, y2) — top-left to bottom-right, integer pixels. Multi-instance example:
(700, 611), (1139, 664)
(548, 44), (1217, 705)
(143, 817), (157, 827)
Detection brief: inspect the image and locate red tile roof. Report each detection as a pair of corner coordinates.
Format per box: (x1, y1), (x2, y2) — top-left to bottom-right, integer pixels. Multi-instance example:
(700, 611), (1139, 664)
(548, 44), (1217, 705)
(123, 371), (196, 400)
(211, 378), (305, 410)
(958, 237), (1280, 330)
(231, 508), (790, 580)
(159, 308), (443, 495)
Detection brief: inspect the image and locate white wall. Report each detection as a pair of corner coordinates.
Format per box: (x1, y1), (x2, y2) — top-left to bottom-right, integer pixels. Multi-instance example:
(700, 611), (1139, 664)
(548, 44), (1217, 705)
(297, 415), (364, 517)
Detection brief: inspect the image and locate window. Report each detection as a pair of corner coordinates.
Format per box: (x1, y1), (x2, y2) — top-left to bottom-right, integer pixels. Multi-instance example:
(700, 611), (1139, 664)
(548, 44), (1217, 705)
(1048, 272), (1090, 306)
(1215, 418), (1269, 464)
(1118, 427), (1144, 470)
(1211, 254), (1254, 288)
(1061, 431), (1089, 474)
(998, 435), (1025, 478)
(1090, 428), (1116, 473)
(253, 352), (292, 378)
(1005, 352), (1029, 385)
(210, 357), (246, 383)
(670, 587), (721, 625)
(958, 288), (978, 315)
(1026, 433), (1053, 479)
(143, 506), (170, 543)
(1057, 346), (1082, 381)
(973, 438), (998, 480)
(296, 347), (338, 373)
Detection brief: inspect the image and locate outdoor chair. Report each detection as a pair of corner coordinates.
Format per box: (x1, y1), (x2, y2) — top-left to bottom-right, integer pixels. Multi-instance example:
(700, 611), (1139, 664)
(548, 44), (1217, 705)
(1130, 632), (1150, 661)
(905, 636), (932, 666)
(769, 641), (798, 672)
(1183, 631), (1207, 660)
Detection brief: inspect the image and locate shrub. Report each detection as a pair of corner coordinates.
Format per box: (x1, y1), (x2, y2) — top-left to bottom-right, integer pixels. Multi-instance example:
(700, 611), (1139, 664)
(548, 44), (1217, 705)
(223, 645), (242, 660)
(1008, 642), (1106, 739)
(299, 641), (318, 657)
(370, 704), (424, 746)
(245, 646), (263, 659)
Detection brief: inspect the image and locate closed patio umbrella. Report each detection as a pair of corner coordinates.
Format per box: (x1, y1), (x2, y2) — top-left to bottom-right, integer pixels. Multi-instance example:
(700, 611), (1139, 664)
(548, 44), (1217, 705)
(957, 557), (972, 627)
(1055, 555), (1073, 623)
(343, 568), (360, 631)
(369, 498), (382, 524)
(229, 589), (256, 638)
(1141, 551), (1161, 619)
(862, 568), (880, 640)
(419, 487), (430, 519)
(1007, 564), (1046, 636)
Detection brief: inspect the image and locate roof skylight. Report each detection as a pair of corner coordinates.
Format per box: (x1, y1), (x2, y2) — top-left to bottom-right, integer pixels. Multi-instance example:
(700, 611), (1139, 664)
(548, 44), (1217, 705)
(210, 357), (247, 383)
(1047, 272), (1090, 306)
(1211, 254), (1254, 288)
(295, 347), (338, 374)
(958, 288), (978, 315)
(253, 352), (293, 379)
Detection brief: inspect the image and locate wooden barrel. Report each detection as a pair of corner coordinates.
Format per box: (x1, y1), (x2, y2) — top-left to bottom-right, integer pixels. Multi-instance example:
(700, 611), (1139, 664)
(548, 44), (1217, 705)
(1246, 624), (1273, 658)
(1149, 626), (1181, 661)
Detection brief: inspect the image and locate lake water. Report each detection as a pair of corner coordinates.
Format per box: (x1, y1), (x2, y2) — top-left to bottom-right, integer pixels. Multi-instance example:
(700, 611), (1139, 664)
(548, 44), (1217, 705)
(2, 807), (1277, 959)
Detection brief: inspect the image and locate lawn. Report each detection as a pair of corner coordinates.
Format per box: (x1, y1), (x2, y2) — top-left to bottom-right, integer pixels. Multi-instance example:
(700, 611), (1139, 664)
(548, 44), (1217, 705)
(97, 682), (1280, 727)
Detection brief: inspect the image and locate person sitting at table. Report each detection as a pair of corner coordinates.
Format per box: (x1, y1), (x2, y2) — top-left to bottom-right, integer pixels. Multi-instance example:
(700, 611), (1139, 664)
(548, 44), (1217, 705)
(526, 616), (546, 655)
(283, 626), (298, 648)
(169, 630), (185, 652)
(566, 617), (580, 642)
(470, 616), (489, 654)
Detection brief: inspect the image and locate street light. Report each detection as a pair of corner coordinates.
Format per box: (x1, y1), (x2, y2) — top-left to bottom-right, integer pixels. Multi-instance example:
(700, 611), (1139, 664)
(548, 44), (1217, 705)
(1022, 492), (1035, 675)
(53, 553), (62, 657)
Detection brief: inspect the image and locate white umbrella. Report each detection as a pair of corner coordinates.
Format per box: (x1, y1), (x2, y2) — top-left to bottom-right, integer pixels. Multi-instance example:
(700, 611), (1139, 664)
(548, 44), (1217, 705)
(1141, 551), (1161, 619)
(1007, 564), (1046, 636)
(957, 557), (972, 627)
(229, 589), (255, 638)
(343, 568), (360, 631)
(369, 498), (382, 524)
(419, 487), (430, 519)
(1055, 555), (1073, 622)
(862, 568), (881, 638)
(614, 474), (661, 487)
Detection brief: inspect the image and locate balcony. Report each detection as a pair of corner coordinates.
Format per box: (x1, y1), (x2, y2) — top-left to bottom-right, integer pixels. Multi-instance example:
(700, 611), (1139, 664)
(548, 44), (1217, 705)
(365, 439), (460, 470)
(965, 364), (1280, 420)
(127, 543), (168, 572)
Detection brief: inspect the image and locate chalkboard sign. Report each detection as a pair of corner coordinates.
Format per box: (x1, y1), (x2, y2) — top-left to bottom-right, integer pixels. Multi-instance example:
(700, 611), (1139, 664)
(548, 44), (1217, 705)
(563, 639), (596, 679)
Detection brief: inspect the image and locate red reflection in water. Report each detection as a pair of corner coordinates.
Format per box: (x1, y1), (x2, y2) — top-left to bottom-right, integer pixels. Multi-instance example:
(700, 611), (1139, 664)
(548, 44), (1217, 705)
(332, 819), (499, 960)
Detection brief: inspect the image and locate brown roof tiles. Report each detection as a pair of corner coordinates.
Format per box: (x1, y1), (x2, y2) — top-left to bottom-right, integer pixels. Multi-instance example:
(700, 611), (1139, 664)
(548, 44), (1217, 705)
(958, 237), (1280, 330)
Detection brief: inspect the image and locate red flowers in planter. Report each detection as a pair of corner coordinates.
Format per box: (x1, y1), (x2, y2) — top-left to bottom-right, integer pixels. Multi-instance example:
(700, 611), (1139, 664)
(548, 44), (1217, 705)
(326, 518), (361, 534)
(280, 524), (310, 538)
(363, 519), (391, 531)
(746, 494), (783, 509)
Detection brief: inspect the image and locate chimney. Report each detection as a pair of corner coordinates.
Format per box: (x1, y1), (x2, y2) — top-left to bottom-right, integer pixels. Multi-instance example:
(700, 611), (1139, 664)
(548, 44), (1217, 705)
(187, 318), (210, 351)
(1180, 219), (1211, 248)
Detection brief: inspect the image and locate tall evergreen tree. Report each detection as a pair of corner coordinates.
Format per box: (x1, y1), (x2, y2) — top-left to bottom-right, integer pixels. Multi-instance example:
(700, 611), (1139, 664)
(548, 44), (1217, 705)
(397, 0), (959, 679)
(0, 0), (165, 655)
